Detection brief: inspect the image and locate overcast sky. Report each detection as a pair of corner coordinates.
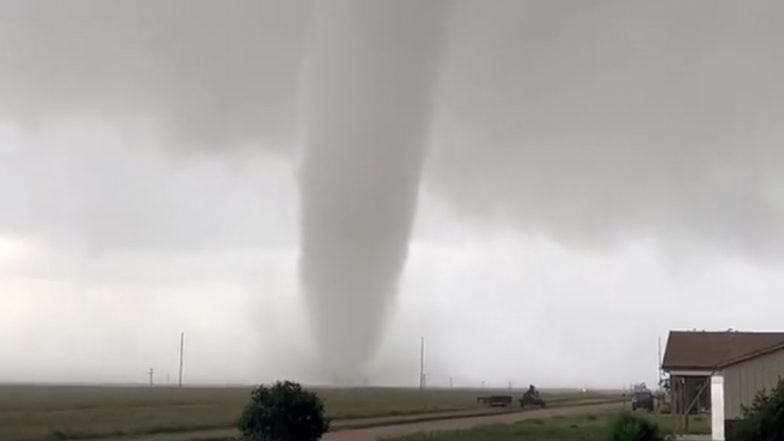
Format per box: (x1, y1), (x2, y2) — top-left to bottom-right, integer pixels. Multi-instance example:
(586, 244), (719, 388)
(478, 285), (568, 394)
(2, 0), (784, 389)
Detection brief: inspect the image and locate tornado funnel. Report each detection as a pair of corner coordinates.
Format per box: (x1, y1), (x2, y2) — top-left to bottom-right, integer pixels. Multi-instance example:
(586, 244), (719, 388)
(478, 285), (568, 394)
(299, 0), (445, 380)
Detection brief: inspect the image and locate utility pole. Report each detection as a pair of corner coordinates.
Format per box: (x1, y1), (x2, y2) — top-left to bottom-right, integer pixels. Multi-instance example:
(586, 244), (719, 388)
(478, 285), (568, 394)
(450, 377), (453, 388)
(148, 368), (154, 387)
(419, 337), (426, 390)
(178, 332), (185, 388)
(657, 336), (664, 391)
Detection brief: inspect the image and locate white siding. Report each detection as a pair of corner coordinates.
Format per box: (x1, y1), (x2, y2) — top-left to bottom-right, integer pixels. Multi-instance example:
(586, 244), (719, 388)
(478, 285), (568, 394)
(723, 348), (784, 419)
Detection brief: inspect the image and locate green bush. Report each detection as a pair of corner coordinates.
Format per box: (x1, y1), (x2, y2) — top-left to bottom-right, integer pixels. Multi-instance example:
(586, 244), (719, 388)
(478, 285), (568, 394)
(735, 377), (784, 441)
(238, 381), (330, 441)
(607, 413), (667, 441)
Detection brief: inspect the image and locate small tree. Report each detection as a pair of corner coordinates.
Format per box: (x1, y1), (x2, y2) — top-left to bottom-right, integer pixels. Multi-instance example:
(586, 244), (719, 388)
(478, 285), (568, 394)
(238, 381), (329, 441)
(735, 377), (784, 441)
(607, 413), (667, 441)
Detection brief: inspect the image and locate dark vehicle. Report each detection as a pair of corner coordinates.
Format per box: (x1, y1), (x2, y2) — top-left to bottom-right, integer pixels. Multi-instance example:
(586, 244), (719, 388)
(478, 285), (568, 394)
(631, 389), (655, 411)
(477, 395), (513, 407)
(519, 385), (546, 408)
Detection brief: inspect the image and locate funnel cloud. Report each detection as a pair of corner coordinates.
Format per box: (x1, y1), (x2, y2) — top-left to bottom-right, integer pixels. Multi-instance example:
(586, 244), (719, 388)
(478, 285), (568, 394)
(300, 1), (446, 379)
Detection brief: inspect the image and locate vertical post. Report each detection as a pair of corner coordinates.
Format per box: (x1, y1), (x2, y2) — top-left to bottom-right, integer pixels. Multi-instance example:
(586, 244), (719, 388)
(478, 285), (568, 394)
(450, 377), (453, 388)
(684, 377), (691, 434)
(657, 336), (663, 412)
(658, 337), (663, 385)
(679, 377), (686, 434)
(149, 368), (154, 387)
(419, 337), (425, 389)
(672, 376), (680, 434)
(711, 374), (725, 441)
(178, 332), (184, 388)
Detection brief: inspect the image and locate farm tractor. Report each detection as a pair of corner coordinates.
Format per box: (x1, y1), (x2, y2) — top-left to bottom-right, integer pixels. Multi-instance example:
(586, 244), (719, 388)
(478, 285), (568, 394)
(519, 385), (546, 408)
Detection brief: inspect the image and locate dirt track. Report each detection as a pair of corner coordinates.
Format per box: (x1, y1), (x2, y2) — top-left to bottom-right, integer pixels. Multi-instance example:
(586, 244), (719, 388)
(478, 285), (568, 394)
(324, 401), (623, 441)
(87, 401), (623, 441)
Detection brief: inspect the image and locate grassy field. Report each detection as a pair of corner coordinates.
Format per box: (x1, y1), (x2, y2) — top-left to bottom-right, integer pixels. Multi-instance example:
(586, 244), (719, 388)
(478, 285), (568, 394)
(0, 385), (615, 441)
(387, 412), (712, 441)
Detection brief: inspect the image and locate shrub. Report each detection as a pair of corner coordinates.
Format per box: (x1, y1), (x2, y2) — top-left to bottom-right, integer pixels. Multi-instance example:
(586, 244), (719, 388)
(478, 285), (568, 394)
(607, 413), (666, 441)
(735, 377), (784, 441)
(238, 381), (330, 441)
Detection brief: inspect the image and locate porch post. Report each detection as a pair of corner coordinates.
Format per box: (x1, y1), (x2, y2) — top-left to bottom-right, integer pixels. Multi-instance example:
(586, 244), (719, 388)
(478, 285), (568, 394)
(711, 373), (725, 441)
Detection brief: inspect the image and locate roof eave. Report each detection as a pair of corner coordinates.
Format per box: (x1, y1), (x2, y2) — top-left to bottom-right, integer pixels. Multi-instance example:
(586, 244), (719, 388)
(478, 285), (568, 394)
(662, 365), (716, 372)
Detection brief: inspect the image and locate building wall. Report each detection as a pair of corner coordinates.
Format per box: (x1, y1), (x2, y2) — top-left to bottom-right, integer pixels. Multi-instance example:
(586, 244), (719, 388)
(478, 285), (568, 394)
(723, 348), (784, 419)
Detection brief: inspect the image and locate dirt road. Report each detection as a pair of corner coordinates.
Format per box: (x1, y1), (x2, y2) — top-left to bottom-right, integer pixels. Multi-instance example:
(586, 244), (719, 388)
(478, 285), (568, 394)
(87, 401), (622, 441)
(323, 401), (623, 441)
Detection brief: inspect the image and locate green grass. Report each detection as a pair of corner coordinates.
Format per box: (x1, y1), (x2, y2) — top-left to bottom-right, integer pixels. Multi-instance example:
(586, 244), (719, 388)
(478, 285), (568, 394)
(653, 413), (711, 435)
(0, 385), (616, 441)
(388, 413), (611, 441)
(387, 412), (711, 441)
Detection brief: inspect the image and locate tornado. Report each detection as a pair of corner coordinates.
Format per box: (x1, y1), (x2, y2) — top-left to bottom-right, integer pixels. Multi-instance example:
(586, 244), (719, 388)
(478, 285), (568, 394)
(299, 1), (446, 380)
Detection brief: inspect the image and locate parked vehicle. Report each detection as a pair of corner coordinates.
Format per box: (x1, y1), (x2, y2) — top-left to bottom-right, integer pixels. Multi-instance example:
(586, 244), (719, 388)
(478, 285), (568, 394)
(477, 395), (513, 407)
(631, 388), (655, 411)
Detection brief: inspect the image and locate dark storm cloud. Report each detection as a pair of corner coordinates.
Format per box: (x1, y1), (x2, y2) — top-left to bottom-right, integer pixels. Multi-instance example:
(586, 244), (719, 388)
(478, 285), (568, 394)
(428, 0), (784, 257)
(2, 1), (783, 256)
(0, 0), (307, 148)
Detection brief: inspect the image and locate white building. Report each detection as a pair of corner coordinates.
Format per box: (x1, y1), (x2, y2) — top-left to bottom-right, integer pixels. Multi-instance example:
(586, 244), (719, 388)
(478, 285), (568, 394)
(662, 331), (784, 441)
